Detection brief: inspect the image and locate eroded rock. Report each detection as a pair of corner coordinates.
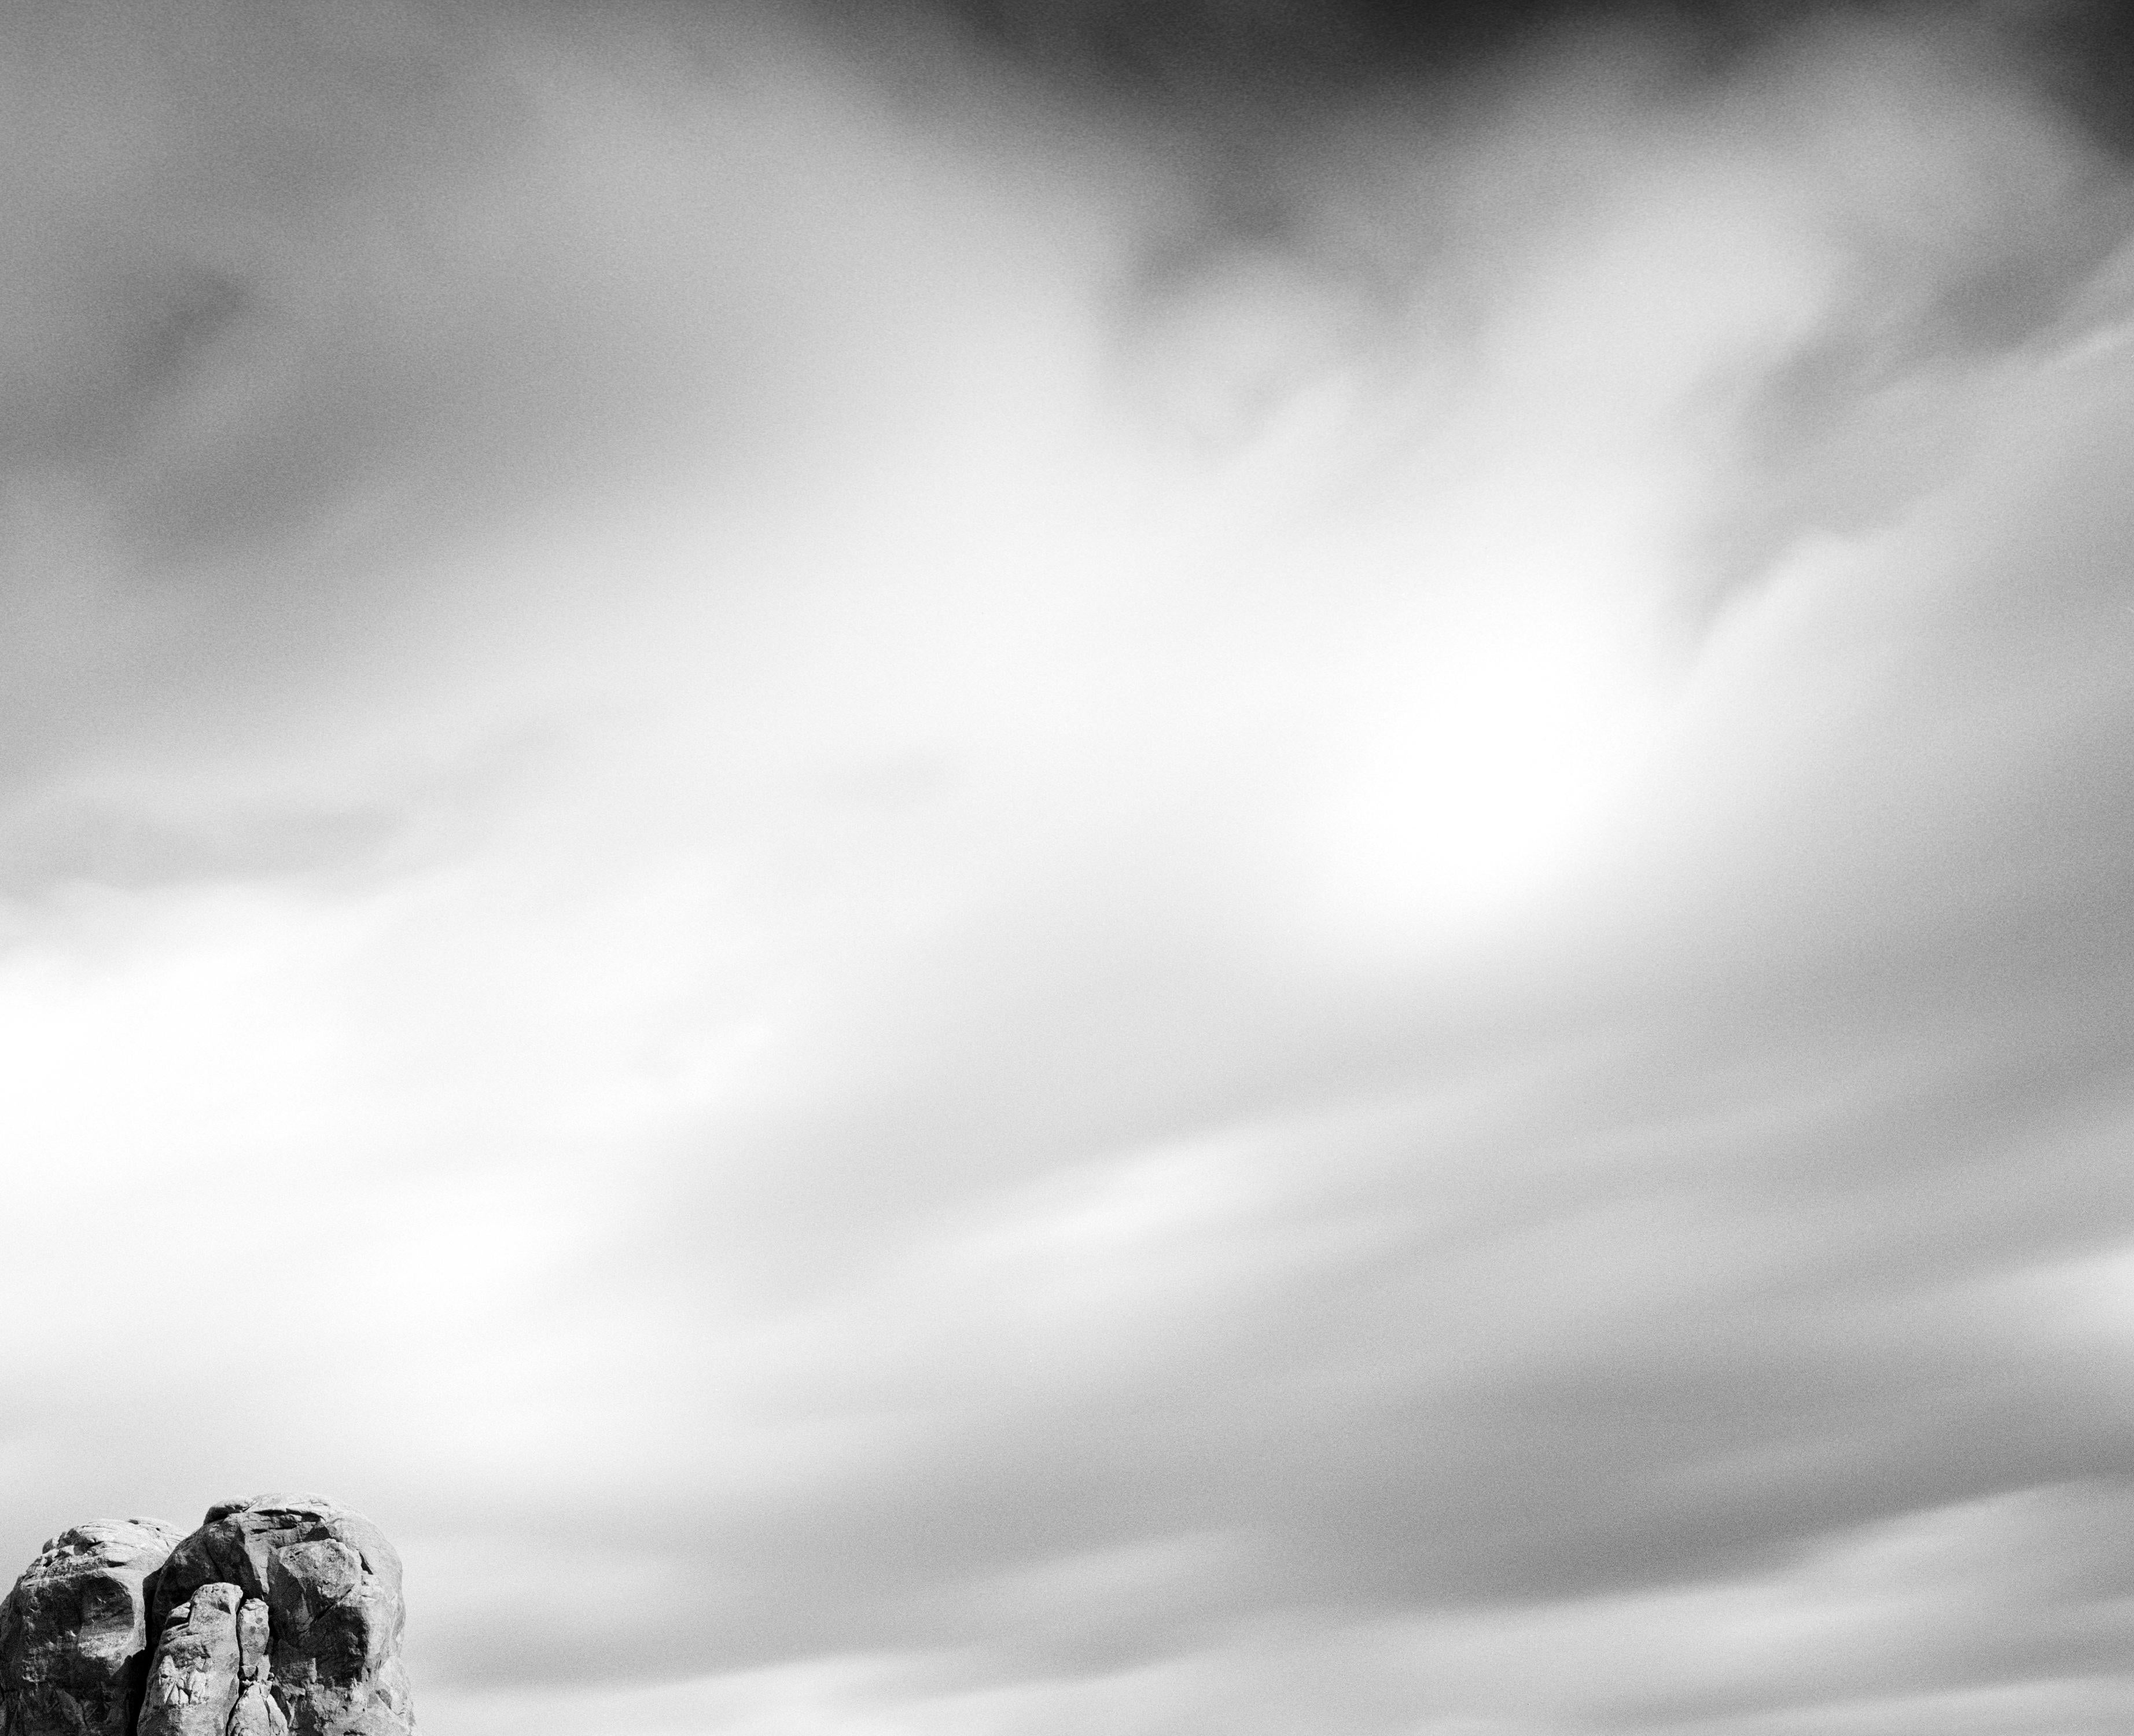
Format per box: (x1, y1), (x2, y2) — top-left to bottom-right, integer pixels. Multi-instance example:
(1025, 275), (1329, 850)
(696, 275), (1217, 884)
(138, 1583), (244, 1736)
(0, 1518), (184, 1736)
(148, 1498), (411, 1736)
(9, 1496), (413, 1736)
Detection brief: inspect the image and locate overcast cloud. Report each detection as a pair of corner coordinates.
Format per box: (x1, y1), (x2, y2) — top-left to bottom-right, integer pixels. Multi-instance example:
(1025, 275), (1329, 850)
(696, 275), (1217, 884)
(3, 2), (2133, 1733)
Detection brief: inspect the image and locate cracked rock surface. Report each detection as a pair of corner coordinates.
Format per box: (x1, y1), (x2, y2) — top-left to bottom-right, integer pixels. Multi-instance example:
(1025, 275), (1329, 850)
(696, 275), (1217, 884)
(5, 1499), (411, 1736)
(0, 1518), (184, 1736)
(138, 1584), (245, 1736)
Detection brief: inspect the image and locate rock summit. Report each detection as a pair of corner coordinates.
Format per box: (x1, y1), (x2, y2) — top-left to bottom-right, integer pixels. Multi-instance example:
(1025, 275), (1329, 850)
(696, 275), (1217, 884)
(1, 1497), (412, 1736)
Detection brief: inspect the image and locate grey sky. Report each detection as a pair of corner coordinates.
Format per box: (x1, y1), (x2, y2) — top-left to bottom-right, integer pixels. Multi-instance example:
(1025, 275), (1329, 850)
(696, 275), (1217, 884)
(3, 3), (2132, 1733)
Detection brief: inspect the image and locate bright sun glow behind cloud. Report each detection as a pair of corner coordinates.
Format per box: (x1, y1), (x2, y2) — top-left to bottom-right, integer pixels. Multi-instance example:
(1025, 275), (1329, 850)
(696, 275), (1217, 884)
(1164, 104), (1860, 949)
(1320, 584), (1668, 935)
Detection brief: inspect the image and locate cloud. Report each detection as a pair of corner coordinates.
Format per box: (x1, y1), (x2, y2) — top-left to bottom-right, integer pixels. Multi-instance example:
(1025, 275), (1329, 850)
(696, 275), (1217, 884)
(3, 4), (2133, 1734)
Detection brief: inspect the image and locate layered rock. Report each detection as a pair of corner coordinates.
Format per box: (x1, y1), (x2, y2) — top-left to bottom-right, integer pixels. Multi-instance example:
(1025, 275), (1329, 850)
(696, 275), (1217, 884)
(6, 1498), (411, 1736)
(0, 1518), (184, 1736)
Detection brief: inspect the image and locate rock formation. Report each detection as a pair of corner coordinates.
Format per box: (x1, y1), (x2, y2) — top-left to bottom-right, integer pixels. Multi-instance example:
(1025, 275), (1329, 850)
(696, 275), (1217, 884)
(3, 1498), (411, 1736)
(137, 1583), (245, 1736)
(0, 1518), (183, 1736)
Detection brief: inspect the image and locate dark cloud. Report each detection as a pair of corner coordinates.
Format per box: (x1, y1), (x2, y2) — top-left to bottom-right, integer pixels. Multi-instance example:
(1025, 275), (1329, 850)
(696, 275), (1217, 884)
(839, 0), (1855, 103)
(815, 0), (2134, 170)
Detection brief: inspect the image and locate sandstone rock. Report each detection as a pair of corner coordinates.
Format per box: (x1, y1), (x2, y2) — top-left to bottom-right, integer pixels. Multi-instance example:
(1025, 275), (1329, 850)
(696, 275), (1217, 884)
(225, 1680), (290, 1736)
(148, 1498), (411, 1736)
(0, 1517), (183, 1736)
(138, 1584), (244, 1736)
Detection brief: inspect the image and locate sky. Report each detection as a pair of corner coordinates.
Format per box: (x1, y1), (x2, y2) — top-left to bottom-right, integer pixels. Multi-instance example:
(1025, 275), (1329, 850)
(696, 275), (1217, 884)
(2, 1), (2133, 1733)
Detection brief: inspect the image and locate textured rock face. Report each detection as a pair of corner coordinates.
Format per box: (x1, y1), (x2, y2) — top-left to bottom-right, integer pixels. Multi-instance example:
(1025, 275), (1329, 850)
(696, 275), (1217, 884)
(138, 1584), (244, 1736)
(0, 1518), (184, 1736)
(147, 1498), (411, 1736)
(5, 1498), (411, 1736)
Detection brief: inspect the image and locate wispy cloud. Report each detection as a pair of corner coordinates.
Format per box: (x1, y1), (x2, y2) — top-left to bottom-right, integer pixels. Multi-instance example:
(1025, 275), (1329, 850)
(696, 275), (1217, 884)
(3, 3), (2132, 1733)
